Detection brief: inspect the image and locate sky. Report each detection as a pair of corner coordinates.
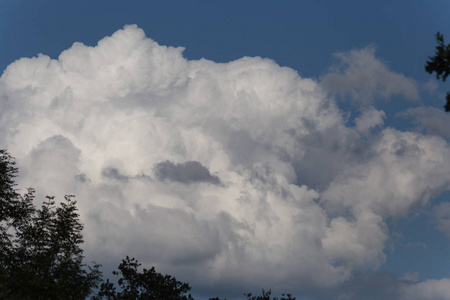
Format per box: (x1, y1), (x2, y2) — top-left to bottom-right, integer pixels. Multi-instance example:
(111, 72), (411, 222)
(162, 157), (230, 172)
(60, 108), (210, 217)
(1, 1), (450, 299)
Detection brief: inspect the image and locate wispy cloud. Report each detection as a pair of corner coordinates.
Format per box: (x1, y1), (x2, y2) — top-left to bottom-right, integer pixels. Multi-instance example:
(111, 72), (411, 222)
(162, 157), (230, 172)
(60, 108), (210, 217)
(397, 106), (450, 140)
(433, 202), (450, 237)
(321, 46), (419, 105)
(355, 107), (386, 135)
(399, 278), (450, 300)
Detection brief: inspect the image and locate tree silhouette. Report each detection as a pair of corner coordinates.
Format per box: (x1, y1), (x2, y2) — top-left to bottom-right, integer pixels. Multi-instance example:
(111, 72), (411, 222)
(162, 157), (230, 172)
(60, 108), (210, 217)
(0, 150), (102, 299)
(244, 289), (296, 300)
(0, 149), (301, 299)
(96, 256), (194, 300)
(210, 289), (297, 300)
(425, 32), (450, 111)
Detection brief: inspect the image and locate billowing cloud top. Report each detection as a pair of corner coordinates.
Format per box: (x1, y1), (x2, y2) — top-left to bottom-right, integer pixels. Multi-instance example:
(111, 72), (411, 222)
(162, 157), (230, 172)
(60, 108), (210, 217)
(1, 25), (450, 298)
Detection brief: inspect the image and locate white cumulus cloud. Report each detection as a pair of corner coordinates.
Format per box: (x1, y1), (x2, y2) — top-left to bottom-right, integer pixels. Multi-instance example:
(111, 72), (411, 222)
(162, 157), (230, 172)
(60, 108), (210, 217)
(1, 25), (450, 298)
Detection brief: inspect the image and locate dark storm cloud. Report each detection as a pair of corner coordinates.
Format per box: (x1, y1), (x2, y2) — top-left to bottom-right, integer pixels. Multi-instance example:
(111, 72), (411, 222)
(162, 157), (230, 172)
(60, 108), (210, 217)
(154, 160), (221, 185)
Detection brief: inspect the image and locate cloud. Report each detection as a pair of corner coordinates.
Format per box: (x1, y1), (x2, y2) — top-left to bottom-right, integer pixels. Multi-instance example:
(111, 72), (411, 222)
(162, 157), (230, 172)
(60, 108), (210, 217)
(1, 25), (450, 298)
(398, 106), (450, 140)
(102, 167), (129, 182)
(304, 272), (450, 300)
(320, 128), (450, 275)
(355, 107), (385, 134)
(17, 135), (82, 200)
(433, 202), (450, 237)
(315, 271), (402, 300)
(422, 79), (439, 95)
(321, 46), (419, 105)
(322, 129), (450, 218)
(154, 160), (221, 185)
(399, 278), (450, 300)
(401, 272), (420, 282)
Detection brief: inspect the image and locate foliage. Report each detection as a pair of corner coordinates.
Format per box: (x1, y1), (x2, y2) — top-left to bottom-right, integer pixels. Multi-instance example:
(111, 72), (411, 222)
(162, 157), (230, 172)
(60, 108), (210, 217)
(96, 256), (194, 300)
(209, 289), (296, 300)
(244, 289), (296, 300)
(425, 32), (450, 111)
(0, 149), (300, 299)
(0, 150), (102, 299)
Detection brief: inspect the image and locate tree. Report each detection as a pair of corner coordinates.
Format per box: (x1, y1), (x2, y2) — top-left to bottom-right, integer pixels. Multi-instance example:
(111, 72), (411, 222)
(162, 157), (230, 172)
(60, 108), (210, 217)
(210, 289), (296, 300)
(96, 256), (194, 300)
(0, 150), (102, 299)
(1, 149), (300, 299)
(425, 32), (450, 111)
(244, 289), (296, 300)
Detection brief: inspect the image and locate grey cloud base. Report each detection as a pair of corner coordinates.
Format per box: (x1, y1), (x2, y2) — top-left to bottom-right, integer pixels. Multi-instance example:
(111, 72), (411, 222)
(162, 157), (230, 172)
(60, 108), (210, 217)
(154, 160), (221, 185)
(1, 25), (450, 299)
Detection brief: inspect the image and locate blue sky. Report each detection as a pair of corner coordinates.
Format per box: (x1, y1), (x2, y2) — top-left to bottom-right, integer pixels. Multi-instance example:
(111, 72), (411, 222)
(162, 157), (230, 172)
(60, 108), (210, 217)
(2, 1), (450, 299)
